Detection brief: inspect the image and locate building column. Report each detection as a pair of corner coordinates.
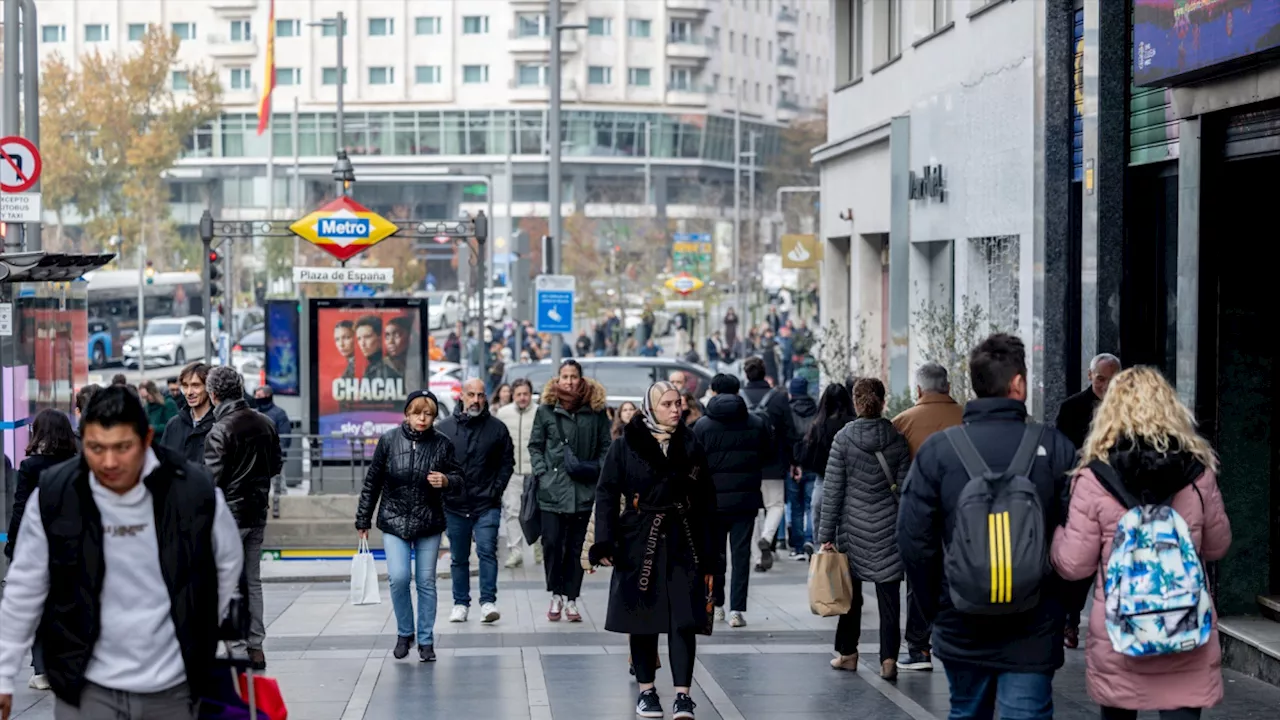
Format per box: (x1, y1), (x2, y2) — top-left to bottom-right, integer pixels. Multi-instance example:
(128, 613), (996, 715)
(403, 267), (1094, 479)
(1174, 117), (1201, 412)
(888, 116), (911, 395)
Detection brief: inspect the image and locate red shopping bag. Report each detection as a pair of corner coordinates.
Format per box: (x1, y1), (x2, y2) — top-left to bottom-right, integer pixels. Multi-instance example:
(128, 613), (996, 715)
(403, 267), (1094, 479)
(236, 673), (288, 720)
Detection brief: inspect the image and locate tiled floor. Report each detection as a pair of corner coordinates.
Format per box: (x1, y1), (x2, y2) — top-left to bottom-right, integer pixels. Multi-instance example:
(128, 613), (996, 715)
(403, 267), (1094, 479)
(7, 549), (1280, 719)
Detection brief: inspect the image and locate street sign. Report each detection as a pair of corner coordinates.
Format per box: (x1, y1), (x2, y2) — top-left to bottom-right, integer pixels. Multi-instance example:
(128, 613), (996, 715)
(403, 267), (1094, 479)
(0, 192), (40, 222)
(781, 233), (822, 268)
(666, 300), (704, 311)
(293, 266), (395, 284)
(665, 273), (704, 296)
(0, 136), (41, 193)
(535, 274), (575, 334)
(289, 196), (399, 262)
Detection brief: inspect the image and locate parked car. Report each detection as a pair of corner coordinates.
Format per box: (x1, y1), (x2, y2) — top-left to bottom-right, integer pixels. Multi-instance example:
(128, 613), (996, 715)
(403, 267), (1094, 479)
(419, 290), (462, 330)
(122, 316), (206, 368)
(231, 329), (265, 394)
(468, 287), (514, 323)
(502, 356), (714, 407)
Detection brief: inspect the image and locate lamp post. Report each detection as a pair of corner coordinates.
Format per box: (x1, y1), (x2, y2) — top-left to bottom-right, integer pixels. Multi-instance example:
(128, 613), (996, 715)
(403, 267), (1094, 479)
(549, 0), (588, 366)
(307, 12), (346, 157)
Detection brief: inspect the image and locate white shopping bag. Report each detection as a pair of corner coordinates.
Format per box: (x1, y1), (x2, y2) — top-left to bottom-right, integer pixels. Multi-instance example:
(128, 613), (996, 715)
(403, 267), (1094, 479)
(349, 538), (382, 606)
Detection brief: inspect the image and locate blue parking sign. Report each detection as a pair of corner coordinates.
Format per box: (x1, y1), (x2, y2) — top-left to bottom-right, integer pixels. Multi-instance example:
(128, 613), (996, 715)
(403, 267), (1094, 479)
(535, 275), (575, 334)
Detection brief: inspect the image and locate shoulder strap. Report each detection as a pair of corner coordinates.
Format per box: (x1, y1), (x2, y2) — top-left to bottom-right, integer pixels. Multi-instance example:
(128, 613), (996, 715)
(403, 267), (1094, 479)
(873, 451), (894, 483)
(752, 388), (776, 411)
(944, 426), (991, 483)
(1010, 423), (1045, 478)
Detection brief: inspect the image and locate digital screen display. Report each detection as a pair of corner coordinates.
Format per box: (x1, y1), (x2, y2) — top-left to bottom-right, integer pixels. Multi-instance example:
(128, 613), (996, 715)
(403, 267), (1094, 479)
(1134, 0), (1280, 86)
(265, 300), (300, 396)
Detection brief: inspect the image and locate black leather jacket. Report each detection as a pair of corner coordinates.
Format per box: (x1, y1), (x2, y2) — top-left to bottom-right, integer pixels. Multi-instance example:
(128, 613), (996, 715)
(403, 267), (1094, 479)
(204, 399), (284, 528)
(356, 423), (463, 540)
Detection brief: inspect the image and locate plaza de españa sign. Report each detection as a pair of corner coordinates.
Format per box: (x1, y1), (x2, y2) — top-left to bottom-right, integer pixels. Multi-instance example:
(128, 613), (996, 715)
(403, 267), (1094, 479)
(290, 196), (399, 262)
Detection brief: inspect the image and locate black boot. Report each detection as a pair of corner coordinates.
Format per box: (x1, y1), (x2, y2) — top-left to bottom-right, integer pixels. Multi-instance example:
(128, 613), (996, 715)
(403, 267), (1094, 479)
(393, 636), (413, 660)
(419, 644), (436, 662)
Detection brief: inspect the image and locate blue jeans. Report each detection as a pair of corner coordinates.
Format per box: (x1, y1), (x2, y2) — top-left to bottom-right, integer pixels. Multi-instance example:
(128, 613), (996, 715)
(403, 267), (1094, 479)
(445, 508), (501, 606)
(944, 666), (1054, 720)
(789, 472), (818, 549)
(810, 476), (824, 540)
(383, 533), (443, 644)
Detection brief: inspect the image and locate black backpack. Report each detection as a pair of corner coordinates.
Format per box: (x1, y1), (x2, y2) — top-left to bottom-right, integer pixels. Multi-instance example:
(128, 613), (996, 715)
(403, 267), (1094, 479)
(942, 423), (1049, 615)
(745, 388), (778, 439)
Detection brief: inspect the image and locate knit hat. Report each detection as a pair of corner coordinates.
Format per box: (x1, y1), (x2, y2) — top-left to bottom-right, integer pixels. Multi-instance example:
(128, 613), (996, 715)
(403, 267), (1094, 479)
(404, 389), (439, 413)
(788, 377), (809, 396)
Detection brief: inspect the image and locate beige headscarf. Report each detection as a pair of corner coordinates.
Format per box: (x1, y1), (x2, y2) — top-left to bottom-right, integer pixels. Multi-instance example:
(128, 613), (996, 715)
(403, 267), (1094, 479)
(641, 381), (680, 453)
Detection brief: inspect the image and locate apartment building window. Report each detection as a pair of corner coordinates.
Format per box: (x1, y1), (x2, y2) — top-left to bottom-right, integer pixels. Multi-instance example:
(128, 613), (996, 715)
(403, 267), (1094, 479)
(85, 24), (109, 42)
(415, 66), (442, 84)
(172, 71), (190, 90)
(369, 18), (394, 37)
(229, 67), (252, 90)
(415, 17), (441, 35)
(127, 23), (148, 41)
(171, 22), (196, 41)
(627, 19), (652, 38)
(743, 34), (749, 55)
(369, 67), (395, 85)
(588, 66), (613, 85)
(588, 17), (612, 36)
(729, 32), (735, 52)
(320, 17), (348, 36)
(713, 73), (720, 90)
(873, 0), (901, 67)
(931, 0), (952, 30)
(755, 82), (761, 101)
(768, 40), (773, 57)
(516, 14), (549, 37)
(41, 25), (65, 43)
(230, 19), (252, 42)
(628, 67), (652, 87)
(462, 16), (490, 35)
(835, 0), (863, 84)
(517, 63), (548, 87)
(669, 67), (692, 90)
(755, 38), (762, 57)
(321, 67), (348, 85)
(462, 65), (489, 83)
(669, 20), (693, 42)
(767, 84), (773, 103)
(274, 68), (300, 86)
(276, 19), (300, 37)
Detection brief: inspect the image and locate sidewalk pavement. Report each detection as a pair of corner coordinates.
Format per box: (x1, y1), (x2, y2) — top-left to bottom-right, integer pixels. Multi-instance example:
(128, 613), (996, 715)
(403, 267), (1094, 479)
(7, 546), (1280, 719)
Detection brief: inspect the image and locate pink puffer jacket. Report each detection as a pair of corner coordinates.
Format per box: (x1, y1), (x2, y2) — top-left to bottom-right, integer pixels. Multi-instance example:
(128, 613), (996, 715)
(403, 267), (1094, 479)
(1051, 466), (1232, 711)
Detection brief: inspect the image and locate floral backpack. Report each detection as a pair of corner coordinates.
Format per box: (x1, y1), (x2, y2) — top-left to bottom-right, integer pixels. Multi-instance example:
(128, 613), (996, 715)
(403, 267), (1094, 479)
(1093, 461), (1213, 657)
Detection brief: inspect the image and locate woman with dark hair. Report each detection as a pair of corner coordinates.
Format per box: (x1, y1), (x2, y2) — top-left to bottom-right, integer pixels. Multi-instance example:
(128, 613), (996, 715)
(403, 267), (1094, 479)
(796, 383), (856, 554)
(590, 381), (718, 719)
(818, 377), (912, 680)
(611, 401), (638, 440)
(681, 391), (705, 427)
(5, 408), (78, 690)
(490, 383), (513, 410)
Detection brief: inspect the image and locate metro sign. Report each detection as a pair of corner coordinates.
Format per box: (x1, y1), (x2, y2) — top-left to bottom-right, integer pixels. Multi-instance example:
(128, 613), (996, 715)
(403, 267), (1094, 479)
(665, 273), (704, 296)
(289, 196), (399, 262)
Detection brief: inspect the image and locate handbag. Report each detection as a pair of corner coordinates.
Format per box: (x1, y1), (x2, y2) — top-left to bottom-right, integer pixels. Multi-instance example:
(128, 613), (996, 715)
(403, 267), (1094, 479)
(808, 550), (854, 617)
(349, 538), (381, 606)
(556, 415), (600, 483)
(519, 474), (542, 544)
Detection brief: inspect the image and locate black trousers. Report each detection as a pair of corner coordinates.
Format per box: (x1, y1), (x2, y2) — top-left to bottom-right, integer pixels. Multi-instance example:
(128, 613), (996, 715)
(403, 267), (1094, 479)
(904, 579), (932, 653)
(712, 512), (755, 612)
(1100, 708), (1201, 720)
(631, 631), (697, 687)
(834, 581), (902, 662)
(541, 510), (590, 600)
(1065, 574), (1094, 628)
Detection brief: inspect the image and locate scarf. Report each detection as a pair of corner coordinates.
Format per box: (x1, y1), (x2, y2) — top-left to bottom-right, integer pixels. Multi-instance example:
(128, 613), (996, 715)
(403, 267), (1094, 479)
(641, 381), (679, 453)
(554, 379), (589, 413)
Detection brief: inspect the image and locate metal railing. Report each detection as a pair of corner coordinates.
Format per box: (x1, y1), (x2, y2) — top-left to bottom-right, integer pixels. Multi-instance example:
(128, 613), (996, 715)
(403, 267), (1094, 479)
(779, 49), (798, 67)
(777, 7), (799, 24)
(274, 433), (386, 496)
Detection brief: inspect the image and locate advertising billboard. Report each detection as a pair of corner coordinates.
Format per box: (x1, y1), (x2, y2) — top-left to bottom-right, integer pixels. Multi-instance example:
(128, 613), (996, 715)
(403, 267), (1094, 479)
(265, 300), (300, 396)
(1134, 0), (1280, 86)
(309, 298), (429, 459)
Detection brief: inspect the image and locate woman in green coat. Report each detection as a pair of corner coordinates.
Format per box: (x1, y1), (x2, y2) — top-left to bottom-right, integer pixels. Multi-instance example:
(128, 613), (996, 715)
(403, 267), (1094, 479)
(528, 359), (611, 622)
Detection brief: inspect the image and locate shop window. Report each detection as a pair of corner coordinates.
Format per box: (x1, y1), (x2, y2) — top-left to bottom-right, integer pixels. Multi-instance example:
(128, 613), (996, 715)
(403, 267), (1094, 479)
(968, 236), (1020, 334)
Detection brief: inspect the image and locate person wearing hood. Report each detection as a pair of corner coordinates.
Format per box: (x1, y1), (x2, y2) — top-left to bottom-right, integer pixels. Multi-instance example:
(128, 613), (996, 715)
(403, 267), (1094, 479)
(159, 362), (216, 464)
(435, 379), (515, 625)
(691, 373), (771, 628)
(357, 390), (463, 663)
(528, 359), (611, 622)
(818, 377), (912, 680)
(796, 384), (855, 555)
(1051, 367), (1231, 720)
(786, 377), (818, 558)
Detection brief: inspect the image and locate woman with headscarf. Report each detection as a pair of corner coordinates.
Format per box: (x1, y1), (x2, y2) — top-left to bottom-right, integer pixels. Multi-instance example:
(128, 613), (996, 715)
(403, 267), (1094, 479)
(589, 382), (718, 719)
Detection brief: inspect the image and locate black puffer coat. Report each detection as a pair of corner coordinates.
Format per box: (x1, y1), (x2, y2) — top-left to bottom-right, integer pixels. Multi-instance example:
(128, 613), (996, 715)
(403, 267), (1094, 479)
(160, 404), (215, 464)
(356, 423), (464, 540)
(691, 394), (771, 514)
(436, 408), (514, 517)
(817, 417), (911, 583)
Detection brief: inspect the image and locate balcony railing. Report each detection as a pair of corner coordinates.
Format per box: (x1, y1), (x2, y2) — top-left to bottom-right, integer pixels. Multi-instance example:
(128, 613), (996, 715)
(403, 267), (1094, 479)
(778, 92), (800, 111)
(778, 49), (798, 66)
(667, 34), (715, 47)
(667, 82), (713, 93)
(778, 7), (799, 23)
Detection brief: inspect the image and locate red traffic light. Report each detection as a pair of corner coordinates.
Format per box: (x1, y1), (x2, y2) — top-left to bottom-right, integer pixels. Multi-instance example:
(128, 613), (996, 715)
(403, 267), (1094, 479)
(209, 250), (220, 263)
(433, 235), (450, 244)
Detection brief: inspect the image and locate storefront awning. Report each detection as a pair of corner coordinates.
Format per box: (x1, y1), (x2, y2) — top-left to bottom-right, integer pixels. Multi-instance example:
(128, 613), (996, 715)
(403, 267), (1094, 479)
(0, 252), (116, 283)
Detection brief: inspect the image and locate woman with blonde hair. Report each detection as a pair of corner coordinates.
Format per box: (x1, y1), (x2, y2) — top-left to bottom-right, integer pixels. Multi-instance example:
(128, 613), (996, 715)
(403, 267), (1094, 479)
(1051, 367), (1232, 720)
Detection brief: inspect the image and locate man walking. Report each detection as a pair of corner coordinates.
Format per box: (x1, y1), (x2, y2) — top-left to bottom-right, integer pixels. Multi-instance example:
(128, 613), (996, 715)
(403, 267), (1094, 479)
(694, 374), (771, 628)
(786, 377), (818, 559)
(495, 378), (539, 567)
(0, 385), (243, 720)
(897, 335), (1076, 720)
(889, 362), (965, 672)
(160, 362), (215, 463)
(437, 379), (515, 624)
(204, 366), (283, 671)
(254, 386), (293, 500)
(740, 357), (793, 572)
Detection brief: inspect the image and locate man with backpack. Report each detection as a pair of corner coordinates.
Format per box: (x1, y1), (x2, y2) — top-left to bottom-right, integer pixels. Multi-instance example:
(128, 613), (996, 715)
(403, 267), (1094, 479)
(897, 333), (1076, 720)
(786, 377), (818, 559)
(740, 357), (794, 572)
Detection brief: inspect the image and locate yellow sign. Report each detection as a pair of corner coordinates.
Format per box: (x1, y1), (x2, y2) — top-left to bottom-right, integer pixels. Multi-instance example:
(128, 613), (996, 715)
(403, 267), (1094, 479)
(665, 273), (705, 295)
(289, 196), (400, 262)
(780, 234), (822, 268)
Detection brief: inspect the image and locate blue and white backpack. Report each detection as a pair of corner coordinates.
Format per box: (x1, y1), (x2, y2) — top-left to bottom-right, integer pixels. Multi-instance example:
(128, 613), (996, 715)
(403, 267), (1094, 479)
(1092, 461), (1212, 658)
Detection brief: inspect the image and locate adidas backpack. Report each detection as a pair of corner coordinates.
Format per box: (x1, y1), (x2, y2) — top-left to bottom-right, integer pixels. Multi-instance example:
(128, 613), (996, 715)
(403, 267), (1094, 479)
(1091, 461), (1213, 658)
(943, 423), (1049, 615)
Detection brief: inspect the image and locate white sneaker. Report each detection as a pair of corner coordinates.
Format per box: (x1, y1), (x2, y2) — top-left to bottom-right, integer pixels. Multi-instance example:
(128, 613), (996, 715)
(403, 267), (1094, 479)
(28, 674), (50, 690)
(480, 602), (501, 623)
(713, 607), (726, 623)
(728, 611), (747, 628)
(449, 605), (469, 623)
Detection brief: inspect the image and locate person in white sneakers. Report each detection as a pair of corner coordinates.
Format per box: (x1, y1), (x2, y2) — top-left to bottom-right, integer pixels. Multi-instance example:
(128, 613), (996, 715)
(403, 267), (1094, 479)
(435, 379), (515, 625)
(0, 385), (243, 720)
(495, 378), (538, 569)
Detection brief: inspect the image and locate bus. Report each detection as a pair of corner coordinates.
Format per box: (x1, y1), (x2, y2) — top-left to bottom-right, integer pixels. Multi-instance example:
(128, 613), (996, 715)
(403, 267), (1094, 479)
(83, 270), (204, 368)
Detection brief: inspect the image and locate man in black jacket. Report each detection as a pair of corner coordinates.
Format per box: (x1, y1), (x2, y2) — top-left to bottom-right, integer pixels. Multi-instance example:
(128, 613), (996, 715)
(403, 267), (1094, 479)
(0, 385), (243, 719)
(436, 378), (515, 625)
(693, 373), (771, 628)
(160, 362), (215, 463)
(740, 356), (793, 572)
(897, 334), (1076, 720)
(204, 365), (283, 671)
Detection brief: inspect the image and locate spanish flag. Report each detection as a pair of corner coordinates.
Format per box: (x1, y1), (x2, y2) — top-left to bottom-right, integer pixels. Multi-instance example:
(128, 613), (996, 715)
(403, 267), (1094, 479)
(256, 0), (276, 136)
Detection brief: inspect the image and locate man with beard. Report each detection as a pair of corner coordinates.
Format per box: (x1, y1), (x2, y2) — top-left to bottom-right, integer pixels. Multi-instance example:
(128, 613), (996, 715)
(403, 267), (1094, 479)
(160, 363), (216, 463)
(333, 320), (357, 380)
(382, 317), (412, 379)
(436, 379), (514, 625)
(355, 316), (396, 382)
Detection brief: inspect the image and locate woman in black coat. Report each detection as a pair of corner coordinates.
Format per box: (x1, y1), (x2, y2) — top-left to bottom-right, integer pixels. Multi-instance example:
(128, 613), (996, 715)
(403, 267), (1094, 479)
(589, 381), (718, 720)
(356, 390), (463, 663)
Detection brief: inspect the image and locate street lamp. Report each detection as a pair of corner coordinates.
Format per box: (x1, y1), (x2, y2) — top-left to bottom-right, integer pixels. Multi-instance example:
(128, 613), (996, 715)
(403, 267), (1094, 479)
(549, 0), (588, 365)
(332, 149), (355, 197)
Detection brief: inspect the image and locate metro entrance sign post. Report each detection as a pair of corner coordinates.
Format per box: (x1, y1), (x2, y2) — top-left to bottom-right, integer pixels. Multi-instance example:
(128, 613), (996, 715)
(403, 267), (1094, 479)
(289, 196), (399, 263)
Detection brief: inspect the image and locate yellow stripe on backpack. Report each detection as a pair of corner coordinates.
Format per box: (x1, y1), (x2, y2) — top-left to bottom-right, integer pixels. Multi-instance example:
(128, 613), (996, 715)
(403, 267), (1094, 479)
(988, 512), (1013, 604)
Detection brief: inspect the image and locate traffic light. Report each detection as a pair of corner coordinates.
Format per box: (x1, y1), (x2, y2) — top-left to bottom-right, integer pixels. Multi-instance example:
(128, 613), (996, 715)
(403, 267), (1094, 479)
(208, 250), (223, 298)
(144, 260), (155, 285)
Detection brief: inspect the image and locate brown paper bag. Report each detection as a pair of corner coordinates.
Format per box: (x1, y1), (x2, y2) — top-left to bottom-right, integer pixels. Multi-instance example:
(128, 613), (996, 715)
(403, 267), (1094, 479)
(808, 550), (854, 617)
